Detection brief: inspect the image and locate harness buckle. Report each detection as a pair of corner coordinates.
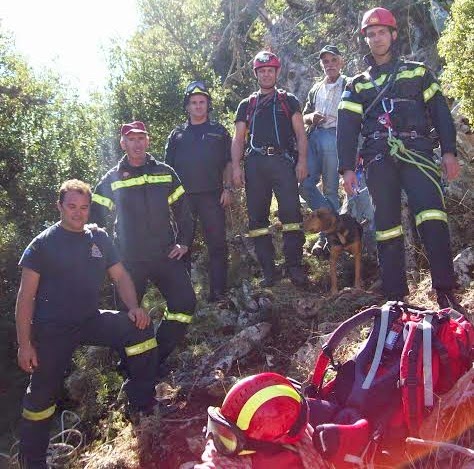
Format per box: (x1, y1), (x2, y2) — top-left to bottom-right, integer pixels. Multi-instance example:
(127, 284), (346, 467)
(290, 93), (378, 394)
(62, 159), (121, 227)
(266, 146), (275, 156)
(410, 130), (418, 139)
(373, 131), (381, 140)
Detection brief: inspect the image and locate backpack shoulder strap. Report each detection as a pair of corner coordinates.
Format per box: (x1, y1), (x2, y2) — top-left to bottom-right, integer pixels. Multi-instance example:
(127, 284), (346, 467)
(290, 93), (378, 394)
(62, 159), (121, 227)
(245, 92), (259, 128)
(276, 88), (292, 120)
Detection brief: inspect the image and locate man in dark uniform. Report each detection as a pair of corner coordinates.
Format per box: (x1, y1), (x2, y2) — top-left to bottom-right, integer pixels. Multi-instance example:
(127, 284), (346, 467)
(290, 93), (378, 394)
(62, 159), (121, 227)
(337, 7), (461, 308)
(231, 51), (308, 287)
(91, 121), (196, 369)
(16, 179), (158, 469)
(165, 81), (232, 302)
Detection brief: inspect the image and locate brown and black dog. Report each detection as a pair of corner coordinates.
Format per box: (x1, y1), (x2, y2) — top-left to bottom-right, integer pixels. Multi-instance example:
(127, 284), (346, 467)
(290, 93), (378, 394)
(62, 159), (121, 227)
(304, 207), (363, 295)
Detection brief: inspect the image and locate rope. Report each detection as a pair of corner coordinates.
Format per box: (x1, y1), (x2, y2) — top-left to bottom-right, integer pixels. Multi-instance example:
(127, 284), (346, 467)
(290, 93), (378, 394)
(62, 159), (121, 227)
(8, 410), (83, 468)
(386, 136), (445, 208)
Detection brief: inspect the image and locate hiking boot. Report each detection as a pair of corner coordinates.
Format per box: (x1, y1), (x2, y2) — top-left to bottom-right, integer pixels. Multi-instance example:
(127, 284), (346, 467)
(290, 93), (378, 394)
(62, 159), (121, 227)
(288, 265), (309, 287)
(259, 268), (281, 288)
(127, 399), (178, 424)
(436, 289), (465, 313)
(208, 291), (227, 304)
(311, 237), (330, 259)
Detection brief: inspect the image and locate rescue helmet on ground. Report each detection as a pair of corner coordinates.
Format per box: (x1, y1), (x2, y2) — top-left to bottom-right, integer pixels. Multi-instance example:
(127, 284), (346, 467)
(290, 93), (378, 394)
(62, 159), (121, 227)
(183, 80), (212, 110)
(252, 51), (281, 75)
(220, 372), (308, 444)
(361, 7), (397, 35)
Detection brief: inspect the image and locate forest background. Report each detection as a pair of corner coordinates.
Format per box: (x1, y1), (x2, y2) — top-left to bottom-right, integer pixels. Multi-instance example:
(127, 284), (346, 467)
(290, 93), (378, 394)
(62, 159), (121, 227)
(1, 0), (473, 465)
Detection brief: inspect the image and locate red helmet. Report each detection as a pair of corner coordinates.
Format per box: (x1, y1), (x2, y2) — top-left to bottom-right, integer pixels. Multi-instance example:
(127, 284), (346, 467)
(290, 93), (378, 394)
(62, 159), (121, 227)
(252, 51), (281, 73)
(361, 7), (397, 35)
(220, 373), (307, 444)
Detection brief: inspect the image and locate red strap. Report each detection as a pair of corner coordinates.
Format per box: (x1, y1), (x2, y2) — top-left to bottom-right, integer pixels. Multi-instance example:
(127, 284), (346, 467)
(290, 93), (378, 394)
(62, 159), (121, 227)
(312, 352), (330, 386)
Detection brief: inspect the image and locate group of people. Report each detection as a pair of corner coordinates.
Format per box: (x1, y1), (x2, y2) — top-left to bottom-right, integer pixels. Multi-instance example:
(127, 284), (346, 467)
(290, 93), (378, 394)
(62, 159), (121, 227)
(15, 6), (462, 468)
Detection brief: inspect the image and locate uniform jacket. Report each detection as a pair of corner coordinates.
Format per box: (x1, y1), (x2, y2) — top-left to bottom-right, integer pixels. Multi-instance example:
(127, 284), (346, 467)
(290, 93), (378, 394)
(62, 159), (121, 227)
(165, 120), (231, 194)
(337, 55), (456, 173)
(91, 154), (193, 261)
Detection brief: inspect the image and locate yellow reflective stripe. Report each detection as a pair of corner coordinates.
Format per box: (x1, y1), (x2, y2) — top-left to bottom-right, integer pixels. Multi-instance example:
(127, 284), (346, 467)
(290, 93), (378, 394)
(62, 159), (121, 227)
(355, 74), (388, 93)
(282, 223), (302, 232)
(248, 228), (271, 237)
(111, 174), (173, 191)
(423, 83), (441, 102)
(415, 209), (447, 226)
(338, 101), (363, 115)
(163, 310), (193, 324)
(92, 193), (114, 210)
(168, 185), (185, 205)
(354, 67), (426, 93)
(236, 384), (301, 431)
(23, 404), (56, 421)
(376, 225), (403, 241)
(125, 337), (158, 357)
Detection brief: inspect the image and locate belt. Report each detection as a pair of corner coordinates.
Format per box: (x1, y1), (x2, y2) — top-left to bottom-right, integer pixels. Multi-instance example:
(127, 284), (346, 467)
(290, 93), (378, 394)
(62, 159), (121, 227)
(367, 130), (425, 140)
(251, 146), (287, 156)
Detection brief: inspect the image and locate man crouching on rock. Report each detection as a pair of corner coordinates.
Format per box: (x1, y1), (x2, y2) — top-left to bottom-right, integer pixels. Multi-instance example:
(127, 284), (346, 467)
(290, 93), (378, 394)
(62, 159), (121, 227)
(15, 179), (158, 469)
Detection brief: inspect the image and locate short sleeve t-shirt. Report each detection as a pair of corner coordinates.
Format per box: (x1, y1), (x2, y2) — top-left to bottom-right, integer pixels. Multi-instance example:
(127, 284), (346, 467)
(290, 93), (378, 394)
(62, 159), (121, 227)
(19, 222), (120, 325)
(235, 90), (301, 150)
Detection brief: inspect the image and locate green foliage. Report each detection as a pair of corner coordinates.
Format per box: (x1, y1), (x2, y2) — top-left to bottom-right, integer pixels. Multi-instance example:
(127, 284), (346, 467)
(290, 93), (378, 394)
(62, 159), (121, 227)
(438, 0), (474, 124)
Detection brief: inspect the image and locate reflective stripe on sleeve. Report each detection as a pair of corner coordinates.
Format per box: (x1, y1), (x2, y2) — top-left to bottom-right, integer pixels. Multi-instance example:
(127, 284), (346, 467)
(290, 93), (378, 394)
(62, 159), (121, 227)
(338, 101), (363, 115)
(376, 225), (403, 241)
(415, 209), (447, 226)
(92, 193), (115, 210)
(168, 185), (185, 205)
(111, 174), (173, 191)
(163, 310), (193, 324)
(125, 337), (158, 357)
(22, 404), (56, 421)
(423, 83), (441, 102)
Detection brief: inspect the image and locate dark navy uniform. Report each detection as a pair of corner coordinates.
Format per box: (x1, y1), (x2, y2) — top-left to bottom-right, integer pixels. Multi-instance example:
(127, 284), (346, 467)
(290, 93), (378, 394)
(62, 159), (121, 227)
(18, 223), (157, 468)
(165, 120), (231, 299)
(337, 55), (457, 298)
(235, 90), (305, 281)
(91, 155), (196, 364)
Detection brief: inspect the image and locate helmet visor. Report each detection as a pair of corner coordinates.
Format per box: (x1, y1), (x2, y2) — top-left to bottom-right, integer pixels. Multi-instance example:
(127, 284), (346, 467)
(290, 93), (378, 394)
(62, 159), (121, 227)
(206, 407), (241, 456)
(185, 81), (209, 96)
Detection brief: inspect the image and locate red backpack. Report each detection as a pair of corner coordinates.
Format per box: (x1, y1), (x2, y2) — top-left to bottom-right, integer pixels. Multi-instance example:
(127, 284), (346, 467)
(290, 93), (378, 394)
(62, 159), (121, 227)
(306, 301), (473, 467)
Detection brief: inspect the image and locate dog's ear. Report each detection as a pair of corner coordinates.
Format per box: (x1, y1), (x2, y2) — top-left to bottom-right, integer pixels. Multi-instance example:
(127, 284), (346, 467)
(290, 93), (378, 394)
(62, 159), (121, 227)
(316, 208), (335, 231)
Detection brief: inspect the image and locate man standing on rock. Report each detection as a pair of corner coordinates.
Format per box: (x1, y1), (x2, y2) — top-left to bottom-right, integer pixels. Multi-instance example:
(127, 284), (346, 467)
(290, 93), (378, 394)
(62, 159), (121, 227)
(16, 179), (158, 469)
(337, 7), (462, 309)
(165, 81), (232, 303)
(91, 121), (196, 371)
(232, 51), (309, 288)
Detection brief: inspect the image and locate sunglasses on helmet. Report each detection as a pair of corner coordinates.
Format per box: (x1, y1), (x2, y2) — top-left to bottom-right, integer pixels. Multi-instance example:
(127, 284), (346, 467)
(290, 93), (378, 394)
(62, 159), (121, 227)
(206, 398), (308, 457)
(255, 52), (274, 63)
(185, 81), (209, 95)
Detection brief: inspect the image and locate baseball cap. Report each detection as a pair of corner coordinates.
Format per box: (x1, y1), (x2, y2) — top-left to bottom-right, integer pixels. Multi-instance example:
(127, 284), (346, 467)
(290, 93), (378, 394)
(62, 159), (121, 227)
(121, 121), (148, 136)
(319, 45), (342, 59)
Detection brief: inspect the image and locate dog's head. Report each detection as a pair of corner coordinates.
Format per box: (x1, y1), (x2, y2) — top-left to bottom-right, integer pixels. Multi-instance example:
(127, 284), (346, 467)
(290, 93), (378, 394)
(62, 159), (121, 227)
(303, 208), (336, 233)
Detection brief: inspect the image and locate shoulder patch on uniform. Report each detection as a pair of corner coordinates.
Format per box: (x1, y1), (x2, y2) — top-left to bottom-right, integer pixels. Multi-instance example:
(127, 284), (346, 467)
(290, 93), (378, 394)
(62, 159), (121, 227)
(341, 90), (352, 99)
(91, 243), (103, 258)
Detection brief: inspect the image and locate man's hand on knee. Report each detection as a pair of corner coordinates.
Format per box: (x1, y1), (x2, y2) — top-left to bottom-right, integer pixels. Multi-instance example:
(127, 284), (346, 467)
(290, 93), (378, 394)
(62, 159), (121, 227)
(128, 307), (150, 329)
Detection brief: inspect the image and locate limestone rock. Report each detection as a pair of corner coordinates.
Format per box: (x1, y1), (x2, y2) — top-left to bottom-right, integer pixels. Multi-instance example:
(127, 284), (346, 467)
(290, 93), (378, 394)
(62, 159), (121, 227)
(454, 246), (474, 288)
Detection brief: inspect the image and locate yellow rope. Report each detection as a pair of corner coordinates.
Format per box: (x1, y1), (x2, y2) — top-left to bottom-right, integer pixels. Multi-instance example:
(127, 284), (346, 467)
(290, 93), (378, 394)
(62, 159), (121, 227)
(387, 137), (445, 208)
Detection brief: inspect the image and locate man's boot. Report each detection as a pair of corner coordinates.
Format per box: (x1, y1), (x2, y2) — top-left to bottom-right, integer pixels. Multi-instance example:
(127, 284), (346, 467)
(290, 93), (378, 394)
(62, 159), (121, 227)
(288, 265), (309, 287)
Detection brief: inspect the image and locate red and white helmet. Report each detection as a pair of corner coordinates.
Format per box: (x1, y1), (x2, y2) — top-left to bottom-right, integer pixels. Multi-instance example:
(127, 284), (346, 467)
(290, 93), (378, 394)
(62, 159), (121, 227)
(220, 372), (307, 444)
(361, 7), (397, 35)
(252, 51), (281, 74)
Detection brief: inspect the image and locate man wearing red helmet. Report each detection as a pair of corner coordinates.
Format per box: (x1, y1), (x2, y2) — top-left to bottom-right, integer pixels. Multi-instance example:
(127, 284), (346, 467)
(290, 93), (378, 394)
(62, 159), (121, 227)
(231, 51), (309, 288)
(194, 373), (328, 468)
(337, 7), (462, 308)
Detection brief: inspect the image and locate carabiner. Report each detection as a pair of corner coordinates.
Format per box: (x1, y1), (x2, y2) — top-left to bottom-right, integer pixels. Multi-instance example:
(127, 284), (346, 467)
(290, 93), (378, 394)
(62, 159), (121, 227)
(381, 98), (394, 114)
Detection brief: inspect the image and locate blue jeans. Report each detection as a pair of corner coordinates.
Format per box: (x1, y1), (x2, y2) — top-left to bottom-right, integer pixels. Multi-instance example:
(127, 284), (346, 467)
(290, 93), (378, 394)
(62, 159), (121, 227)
(300, 127), (339, 212)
